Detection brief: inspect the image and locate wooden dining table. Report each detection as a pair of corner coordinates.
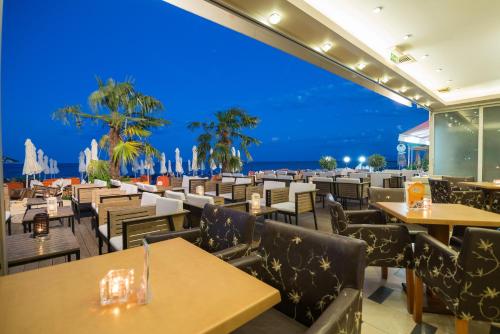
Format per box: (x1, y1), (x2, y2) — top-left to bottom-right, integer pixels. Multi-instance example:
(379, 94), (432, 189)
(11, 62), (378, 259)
(372, 202), (500, 244)
(0, 238), (280, 334)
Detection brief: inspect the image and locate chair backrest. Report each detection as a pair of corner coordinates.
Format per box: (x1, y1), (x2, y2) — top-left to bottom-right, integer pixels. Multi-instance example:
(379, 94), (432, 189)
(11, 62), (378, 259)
(369, 173), (392, 187)
(245, 185), (263, 200)
(108, 205), (155, 238)
(442, 175), (474, 188)
(429, 179), (452, 203)
(262, 181), (285, 194)
(140, 192), (161, 207)
(186, 193), (215, 208)
(311, 177), (334, 195)
(232, 184), (248, 202)
(289, 182), (315, 202)
(263, 174), (277, 179)
(189, 178), (206, 193)
(368, 187), (405, 204)
(93, 179), (108, 187)
(199, 204), (255, 253)
(156, 197), (185, 231)
(336, 177), (360, 184)
(384, 175), (406, 188)
(350, 172), (368, 179)
(326, 197), (349, 234)
(92, 188), (125, 206)
(255, 220), (366, 327)
(222, 201), (249, 212)
(165, 190), (186, 201)
(98, 197), (141, 228)
(121, 212), (178, 249)
(119, 183), (138, 194)
(75, 185), (105, 203)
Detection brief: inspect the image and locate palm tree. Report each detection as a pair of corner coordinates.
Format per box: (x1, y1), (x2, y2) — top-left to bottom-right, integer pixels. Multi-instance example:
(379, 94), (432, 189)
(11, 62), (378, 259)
(188, 108), (260, 172)
(53, 77), (168, 178)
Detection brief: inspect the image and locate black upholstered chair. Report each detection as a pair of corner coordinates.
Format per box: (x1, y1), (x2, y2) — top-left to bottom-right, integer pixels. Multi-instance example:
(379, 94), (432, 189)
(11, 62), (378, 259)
(230, 220), (366, 334)
(429, 179), (485, 249)
(491, 192), (500, 214)
(145, 204), (255, 261)
(327, 197), (415, 313)
(413, 228), (500, 334)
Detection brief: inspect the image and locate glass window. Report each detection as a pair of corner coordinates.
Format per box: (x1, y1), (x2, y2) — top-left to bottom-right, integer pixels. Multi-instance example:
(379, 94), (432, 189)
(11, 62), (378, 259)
(434, 109), (479, 178)
(483, 106), (500, 181)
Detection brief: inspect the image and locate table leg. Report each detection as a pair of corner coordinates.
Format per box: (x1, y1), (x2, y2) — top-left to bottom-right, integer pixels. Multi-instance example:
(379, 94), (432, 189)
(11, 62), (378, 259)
(67, 254), (71, 262)
(71, 217), (75, 234)
(76, 250), (80, 260)
(427, 225), (450, 244)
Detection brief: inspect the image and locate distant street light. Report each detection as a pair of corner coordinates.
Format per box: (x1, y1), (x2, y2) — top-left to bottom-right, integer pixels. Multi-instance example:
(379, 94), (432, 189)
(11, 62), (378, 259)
(358, 156), (366, 163)
(343, 156), (351, 167)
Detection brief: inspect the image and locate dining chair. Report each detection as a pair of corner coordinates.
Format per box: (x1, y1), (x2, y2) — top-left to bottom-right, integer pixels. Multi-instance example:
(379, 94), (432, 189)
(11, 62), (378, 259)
(269, 182), (317, 229)
(229, 220), (366, 334)
(413, 228), (500, 334)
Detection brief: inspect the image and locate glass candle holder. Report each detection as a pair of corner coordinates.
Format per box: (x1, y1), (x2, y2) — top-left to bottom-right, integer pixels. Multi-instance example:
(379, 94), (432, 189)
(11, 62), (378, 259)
(99, 269), (135, 306)
(423, 197), (431, 209)
(195, 185), (204, 196)
(251, 193), (261, 211)
(46, 197), (58, 216)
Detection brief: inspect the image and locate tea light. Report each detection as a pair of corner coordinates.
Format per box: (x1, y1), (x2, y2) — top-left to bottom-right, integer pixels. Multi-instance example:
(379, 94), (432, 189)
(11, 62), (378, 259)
(100, 269), (135, 306)
(423, 198), (431, 209)
(46, 197), (58, 216)
(195, 185), (204, 196)
(251, 193), (261, 211)
(33, 213), (50, 238)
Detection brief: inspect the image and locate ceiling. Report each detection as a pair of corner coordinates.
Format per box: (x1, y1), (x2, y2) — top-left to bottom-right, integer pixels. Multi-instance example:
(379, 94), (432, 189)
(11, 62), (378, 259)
(164, 0), (500, 109)
(298, 0), (500, 106)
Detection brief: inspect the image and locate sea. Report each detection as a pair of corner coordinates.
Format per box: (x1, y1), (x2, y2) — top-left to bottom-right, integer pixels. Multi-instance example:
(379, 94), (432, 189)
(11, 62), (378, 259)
(3, 160), (399, 182)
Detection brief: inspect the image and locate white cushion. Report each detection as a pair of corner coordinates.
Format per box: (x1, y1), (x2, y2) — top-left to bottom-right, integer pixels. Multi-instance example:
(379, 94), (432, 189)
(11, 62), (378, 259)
(271, 202), (295, 213)
(233, 173), (244, 177)
(109, 236), (123, 251)
(143, 184), (158, 192)
(91, 202), (99, 214)
(222, 177), (235, 183)
(311, 177), (333, 183)
(141, 192), (161, 207)
(136, 183), (146, 190)
(120, 183), (138, 194)
(186, 194), (215, 208)
(165, 190), (186, 201)
(156, 197), (183, 216)
(221, 173), (233, 177)
(98, 224), (108, 238)
(30, 180), (43, 188)
(289, 182), (316, 202)
(235, 177), (251, 185)
(277, 175), (293, 180)
(204, 191), (217, 197)
(336, 177), (360, 184)
(263, 174), (277, 179)
(93, 179), (107, 187)
(110, 179), (122, 187)
(263, 181), (286, 194)
(303, 171), (317, 177)
(276, 170), (288, 175)
(370, 173), (392, 187)
(5, 211), (11, 220)
(220, 193), (232, 200)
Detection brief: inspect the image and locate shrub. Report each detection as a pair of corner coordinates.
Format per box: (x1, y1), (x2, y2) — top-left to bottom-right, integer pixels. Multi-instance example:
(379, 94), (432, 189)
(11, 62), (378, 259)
(368, 154), (387, 171)
(87, 160), (110, 183)
(319, 156), (337, 170)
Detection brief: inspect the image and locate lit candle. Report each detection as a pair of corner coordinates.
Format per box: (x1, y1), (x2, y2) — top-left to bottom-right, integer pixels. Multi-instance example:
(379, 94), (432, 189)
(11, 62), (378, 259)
(195, 185), (204, 196)
(251, 193), (261, 211)
(100, 269), (134, 306)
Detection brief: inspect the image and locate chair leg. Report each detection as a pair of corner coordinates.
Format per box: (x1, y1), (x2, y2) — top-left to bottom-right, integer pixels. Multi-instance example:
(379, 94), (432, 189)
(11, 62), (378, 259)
(455, 318), (468, 334)
(295, 214), (299, 226)
(312, 209), (318, 230)
(406, 269), (414, 314)
(98, 237), (103, 255)
(381, 267), (388, 279)
(413, 275), (423, 323)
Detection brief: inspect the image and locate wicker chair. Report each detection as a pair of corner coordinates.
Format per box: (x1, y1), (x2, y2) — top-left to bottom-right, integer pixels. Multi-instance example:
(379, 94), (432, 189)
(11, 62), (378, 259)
(383, 175), (406, 188)
(335, 178), (370, 209)
(327, 198), (415, 313)
(230, 220), (366, 334)
(145, 204), (255, 261)
(311, 176), (334, 208)
(268, 182), (317, 229)
(413, 228), (500, 334)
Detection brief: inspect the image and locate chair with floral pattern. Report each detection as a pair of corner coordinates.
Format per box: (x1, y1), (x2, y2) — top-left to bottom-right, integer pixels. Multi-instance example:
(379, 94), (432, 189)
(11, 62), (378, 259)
(327, 197), (415, 313)
(230, 220), (366, 334)
(413, 228), (500, 334)
(145, 204), (255, 261)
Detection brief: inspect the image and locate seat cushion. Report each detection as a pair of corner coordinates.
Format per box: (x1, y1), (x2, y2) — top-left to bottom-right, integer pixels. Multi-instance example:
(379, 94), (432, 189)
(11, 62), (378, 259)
(165, 190), (186, 201)
(204, 191), (217, 197)
(289, 182), (315, 202)
(109, 236), (123, 251)
(156, 197), (183, 216)
(233, 308), (306, 334)
(141, 192), (161, 207)
(263, 181), (285, 194)
(186, 194), (215, 208)
(98, 224), (108, 238)
(271, 202), (295, 213)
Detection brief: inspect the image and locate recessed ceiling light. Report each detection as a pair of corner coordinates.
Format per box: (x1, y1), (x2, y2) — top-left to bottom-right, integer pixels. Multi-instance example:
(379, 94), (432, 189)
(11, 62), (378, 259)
(321, 42), (333, 52)
(399, 87), (408, 93)
(373, 6), (383, 14)
(425, 101), (431, 107)
(414, 94), (421, 100)
(420, 54), (429, 60)
(356, 62), (367, 70)
(436, 68), (443, 72)
(403, 34), (412, 40)
(268, 12), (281, 25)
(380, 76), (390, 84)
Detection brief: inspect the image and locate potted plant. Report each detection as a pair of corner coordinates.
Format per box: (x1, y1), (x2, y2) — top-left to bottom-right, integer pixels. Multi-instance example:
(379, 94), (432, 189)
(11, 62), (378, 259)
(368, 154), (387, 171)
(319, 156), (337, 170)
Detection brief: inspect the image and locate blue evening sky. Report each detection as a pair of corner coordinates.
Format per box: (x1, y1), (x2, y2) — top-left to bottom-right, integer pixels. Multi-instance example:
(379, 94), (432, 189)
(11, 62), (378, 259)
(2, 0), (427, 163)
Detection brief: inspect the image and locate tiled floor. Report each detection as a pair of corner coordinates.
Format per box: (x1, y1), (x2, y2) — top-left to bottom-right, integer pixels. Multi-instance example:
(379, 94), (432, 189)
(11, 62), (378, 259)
(6, 198), (499, 333)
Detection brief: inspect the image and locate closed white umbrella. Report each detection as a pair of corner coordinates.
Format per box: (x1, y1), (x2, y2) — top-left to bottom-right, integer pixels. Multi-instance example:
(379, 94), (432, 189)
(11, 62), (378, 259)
(148, 157), (155, 176)
(49, 159), (54, 177)
(37, 149), (44, 178)
(22, 138), (43, 186)
(91, 139), (98, 161)
(167, 160), (173, 175)
(191, 146), (198, 175)
(179, 157), (184, 174)
(43, 155), (50, 175)
(132, 158), (140, 177)
(160, 153), (167, 175)
(188, 159), (192, 173)
(78, 151), (86, 180)
(84, 147), (91, 172)
(200, 160), (205, 173)
(139, 160), (145, 176)
(237, 149), (242, 170)
(231, 147), (236, 157)
(54, 160), (60, 175)
(120, 159), (128, 176)
(175, 148), (182, 176)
